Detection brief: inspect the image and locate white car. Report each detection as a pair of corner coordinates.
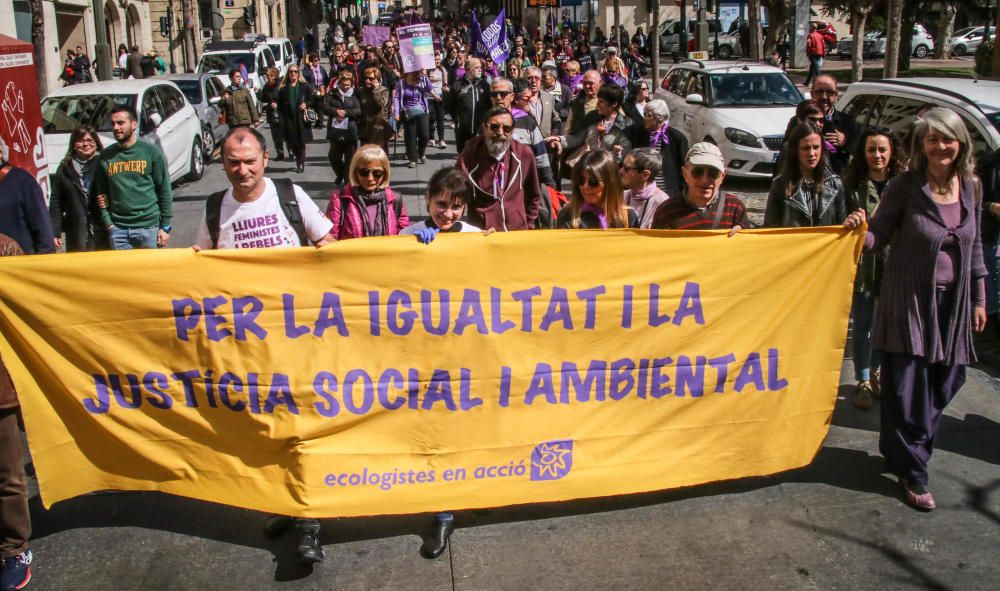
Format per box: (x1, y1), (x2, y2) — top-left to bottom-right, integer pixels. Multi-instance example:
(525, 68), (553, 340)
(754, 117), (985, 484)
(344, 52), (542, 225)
(196, 39), (277, 101)
(950, 27), (985, 57)
(41, 79), (205, 183)
(263, 36), (296, 77)
(654, 60), (803, 178)
(836, 78), (1000, 158)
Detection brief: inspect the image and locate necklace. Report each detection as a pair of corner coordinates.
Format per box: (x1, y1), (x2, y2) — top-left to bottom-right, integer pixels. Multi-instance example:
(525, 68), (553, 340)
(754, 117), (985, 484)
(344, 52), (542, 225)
(928, 170), (954, 196)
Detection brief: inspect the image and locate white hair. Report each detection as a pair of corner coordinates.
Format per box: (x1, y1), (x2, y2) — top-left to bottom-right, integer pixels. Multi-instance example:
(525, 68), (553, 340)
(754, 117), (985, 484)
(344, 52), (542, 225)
(645, 99), (670, 123)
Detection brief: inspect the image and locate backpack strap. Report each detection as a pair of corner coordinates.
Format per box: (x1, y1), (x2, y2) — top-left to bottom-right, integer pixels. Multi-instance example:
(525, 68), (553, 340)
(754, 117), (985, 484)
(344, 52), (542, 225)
(275, 178), (310, 246)
(206, 189), (226, 250)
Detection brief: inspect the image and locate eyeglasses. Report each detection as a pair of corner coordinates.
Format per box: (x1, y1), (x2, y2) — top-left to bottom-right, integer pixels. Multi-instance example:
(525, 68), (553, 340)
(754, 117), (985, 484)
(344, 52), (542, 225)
(490, 91), (512, 98)
(487, 122), (514, 133)
(639, 87), (649, 91)
(288, 69), (299, 73)
(357, 167), (386, 180)
(689, 166), (722, 180)
(581, 176), (605, 188)
(75, 138), (97, 145)
(365, 75), (378, 81)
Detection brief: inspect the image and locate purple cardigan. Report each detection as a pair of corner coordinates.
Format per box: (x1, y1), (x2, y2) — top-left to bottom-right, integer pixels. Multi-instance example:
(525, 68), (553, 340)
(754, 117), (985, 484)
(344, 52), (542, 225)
(868, 170), (986, 365)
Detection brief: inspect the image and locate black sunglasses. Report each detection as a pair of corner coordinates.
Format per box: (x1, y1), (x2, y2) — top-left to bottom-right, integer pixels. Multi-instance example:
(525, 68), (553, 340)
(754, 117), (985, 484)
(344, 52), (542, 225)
(581, 176), (604, 188)
(488, 122), (514, 133)
(490, 91), (512, 98)
(357, 167), (386, 180)
(690, 166), (722, 180)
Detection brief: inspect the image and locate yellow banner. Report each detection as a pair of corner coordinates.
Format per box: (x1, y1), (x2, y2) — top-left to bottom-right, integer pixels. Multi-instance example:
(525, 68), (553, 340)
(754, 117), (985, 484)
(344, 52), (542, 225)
(0, 228), (862, 517)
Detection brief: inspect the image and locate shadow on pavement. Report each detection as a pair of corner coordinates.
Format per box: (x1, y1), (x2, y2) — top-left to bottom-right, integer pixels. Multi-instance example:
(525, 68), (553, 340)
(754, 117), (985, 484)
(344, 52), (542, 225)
(786, 519), (951, 591)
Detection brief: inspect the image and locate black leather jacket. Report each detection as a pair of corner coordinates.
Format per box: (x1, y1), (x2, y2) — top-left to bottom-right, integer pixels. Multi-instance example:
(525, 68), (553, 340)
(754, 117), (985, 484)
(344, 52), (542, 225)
(764, 169), (847, 228)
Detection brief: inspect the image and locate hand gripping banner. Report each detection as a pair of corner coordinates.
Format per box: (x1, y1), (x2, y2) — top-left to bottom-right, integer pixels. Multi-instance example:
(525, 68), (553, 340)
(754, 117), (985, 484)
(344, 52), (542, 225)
(0, 228), (863, 517)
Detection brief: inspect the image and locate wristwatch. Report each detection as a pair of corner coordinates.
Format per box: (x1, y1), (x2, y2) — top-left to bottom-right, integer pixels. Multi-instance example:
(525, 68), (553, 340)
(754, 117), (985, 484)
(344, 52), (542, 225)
(161, 225), (172, 233)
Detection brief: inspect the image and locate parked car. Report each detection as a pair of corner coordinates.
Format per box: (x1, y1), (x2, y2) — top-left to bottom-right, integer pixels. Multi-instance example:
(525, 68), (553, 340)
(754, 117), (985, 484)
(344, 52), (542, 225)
(263, 36), (295, 76)
(659, 19), (723, 55)
(160, 73), (228, 159)
(950, 26), (985, 57)
(836, 24), (935, 59)
(196, 39), (277, 103)
(654, 60), (803, 178)
(837, 78), (1000, 159)
(40, 79), (205, 183)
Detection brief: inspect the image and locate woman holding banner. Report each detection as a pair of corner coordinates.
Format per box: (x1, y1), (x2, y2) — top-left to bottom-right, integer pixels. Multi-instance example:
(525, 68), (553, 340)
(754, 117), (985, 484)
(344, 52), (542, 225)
(844, 108), (987, 511)
(392, 70), (434, 168)
(556, 149), (639, 229)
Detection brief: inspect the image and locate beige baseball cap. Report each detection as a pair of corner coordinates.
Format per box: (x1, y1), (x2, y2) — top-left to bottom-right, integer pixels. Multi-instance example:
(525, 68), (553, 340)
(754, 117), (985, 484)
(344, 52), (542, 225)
(686, 142), (725, 171)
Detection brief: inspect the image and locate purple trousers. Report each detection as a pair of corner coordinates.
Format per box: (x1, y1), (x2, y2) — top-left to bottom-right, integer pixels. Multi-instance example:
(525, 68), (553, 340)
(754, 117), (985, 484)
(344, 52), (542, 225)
(877, 290), (967, 486)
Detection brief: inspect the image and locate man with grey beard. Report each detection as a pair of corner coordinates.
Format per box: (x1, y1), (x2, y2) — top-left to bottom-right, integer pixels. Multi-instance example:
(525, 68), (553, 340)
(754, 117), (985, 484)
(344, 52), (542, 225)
(456, 106), (542, 231)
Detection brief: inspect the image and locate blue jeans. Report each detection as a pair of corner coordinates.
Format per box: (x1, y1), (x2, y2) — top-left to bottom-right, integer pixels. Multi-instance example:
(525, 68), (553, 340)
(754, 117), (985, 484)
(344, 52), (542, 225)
(983, 240), (1000, 314)
(852, 289), (880, 382)
(109, 226), (159, 250)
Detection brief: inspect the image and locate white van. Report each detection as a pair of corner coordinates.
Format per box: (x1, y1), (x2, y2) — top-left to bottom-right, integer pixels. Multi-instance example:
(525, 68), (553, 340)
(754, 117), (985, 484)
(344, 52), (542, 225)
(263, 36), (295, 77)
(196, 39), (277, 104)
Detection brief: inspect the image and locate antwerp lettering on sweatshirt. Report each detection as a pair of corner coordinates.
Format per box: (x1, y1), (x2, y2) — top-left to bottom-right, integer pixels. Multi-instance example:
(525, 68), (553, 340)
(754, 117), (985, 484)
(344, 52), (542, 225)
(105, 159), (149, 176)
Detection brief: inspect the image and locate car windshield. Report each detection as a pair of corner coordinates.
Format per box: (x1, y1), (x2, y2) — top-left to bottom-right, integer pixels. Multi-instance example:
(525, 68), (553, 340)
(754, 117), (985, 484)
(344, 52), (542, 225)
(198, 53), (255, 74)
(709, 73), (802, 107)
(41, 94), (137, 133)
(173, 80), (202, 104)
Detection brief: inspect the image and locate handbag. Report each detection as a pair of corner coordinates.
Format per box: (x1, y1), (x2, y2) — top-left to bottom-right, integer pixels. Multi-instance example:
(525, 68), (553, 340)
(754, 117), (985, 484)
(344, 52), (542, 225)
(304, 108), (318, 124)
(403, 105), (426, 121)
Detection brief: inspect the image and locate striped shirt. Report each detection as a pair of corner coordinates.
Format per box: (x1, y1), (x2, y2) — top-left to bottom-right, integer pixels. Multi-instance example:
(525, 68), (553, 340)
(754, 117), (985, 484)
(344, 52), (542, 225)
(651, 193), (750, 230)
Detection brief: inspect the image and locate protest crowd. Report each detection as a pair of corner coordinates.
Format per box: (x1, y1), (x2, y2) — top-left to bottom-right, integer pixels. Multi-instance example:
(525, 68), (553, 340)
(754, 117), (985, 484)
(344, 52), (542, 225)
(3, 7), (1000, 589)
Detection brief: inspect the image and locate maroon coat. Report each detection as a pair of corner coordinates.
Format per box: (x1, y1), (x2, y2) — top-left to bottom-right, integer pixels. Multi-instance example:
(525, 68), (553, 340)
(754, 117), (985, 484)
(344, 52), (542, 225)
(456, 136), (542, 231)
(0, 233), (23, 409)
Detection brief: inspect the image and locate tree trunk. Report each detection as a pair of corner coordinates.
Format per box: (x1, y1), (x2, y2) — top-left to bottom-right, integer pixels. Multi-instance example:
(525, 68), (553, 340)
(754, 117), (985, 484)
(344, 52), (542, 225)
(898, 3), (916, 74)
(651, 0), (660, 90)
(748, 0), (762, 60)
(182, 0), (197, 72)
(934, 3), (956, 59)
(614, 0), (620, 47)
(760, 0), (790, 61)
(850, 8), (870, 82)
(31, 0), (47, 97)
(884, 0), (902, 78)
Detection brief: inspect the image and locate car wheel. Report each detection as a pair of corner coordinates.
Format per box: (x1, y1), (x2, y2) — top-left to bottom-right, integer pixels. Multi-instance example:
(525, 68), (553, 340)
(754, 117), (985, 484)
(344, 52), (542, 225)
(202, 127), (215, 160)
(952, 44), (966, 57)
(187, 139), (204, 181)
(914, 44), (929, 59)
(718, 44), (733, 59)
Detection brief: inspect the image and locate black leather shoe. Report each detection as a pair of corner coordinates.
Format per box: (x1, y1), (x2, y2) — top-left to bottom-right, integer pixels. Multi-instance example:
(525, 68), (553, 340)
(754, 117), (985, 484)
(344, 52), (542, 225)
(295, 519), (325, 564)
(420, 518), (455, 559)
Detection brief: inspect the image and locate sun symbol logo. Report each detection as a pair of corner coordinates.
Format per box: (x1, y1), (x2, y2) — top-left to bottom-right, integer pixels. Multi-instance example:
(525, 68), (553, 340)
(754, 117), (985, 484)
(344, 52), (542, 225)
(530, 439), (574, 481)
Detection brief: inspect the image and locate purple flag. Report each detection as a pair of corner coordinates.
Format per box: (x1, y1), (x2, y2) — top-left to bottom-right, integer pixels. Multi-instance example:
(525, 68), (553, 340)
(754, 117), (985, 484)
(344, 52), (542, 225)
(470, 10), (510, 64)
(363, 25), (391, 48)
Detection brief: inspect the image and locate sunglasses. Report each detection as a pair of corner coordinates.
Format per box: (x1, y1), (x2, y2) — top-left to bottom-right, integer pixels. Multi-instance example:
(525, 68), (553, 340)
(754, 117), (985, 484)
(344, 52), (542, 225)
(289, 69), (299, 73)
(581, 176), (604, 188)
(689, 166), (722, 180)
(490, 91), (512, 98)
(357, 167), (386, 180)
(365, 75), (378, 80)
(488, 122), (514, 133)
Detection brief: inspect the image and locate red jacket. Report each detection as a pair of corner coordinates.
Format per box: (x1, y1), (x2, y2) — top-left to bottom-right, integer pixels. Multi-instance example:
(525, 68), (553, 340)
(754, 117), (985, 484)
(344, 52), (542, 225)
(806, 31), (825, 58)
(456, 136), (542, 231)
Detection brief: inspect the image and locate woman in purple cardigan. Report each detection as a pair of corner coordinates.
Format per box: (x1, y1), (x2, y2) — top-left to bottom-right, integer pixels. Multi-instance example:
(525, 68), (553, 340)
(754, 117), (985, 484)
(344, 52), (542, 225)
(844, 108), (987, 511)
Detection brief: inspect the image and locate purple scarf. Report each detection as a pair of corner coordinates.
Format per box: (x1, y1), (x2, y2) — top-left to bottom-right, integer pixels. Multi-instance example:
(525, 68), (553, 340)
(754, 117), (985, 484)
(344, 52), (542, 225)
(581, 202), (608, 229)
(650, 122), (670, 149)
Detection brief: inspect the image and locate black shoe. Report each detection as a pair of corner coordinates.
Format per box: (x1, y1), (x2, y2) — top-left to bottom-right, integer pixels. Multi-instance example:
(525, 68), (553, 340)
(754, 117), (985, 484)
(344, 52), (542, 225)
(419, 517), (455, 559)
(297, 164), (305, 173)
(295, 519), (324, 564)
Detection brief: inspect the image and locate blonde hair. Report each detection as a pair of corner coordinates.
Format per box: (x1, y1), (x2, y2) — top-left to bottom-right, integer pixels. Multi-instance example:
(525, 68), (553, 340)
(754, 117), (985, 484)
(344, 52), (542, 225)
(908, 107), (976, 179)
(568, 149), (628, 228)
(349, 144), (391, 189)
(564, 60), (580, 75)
